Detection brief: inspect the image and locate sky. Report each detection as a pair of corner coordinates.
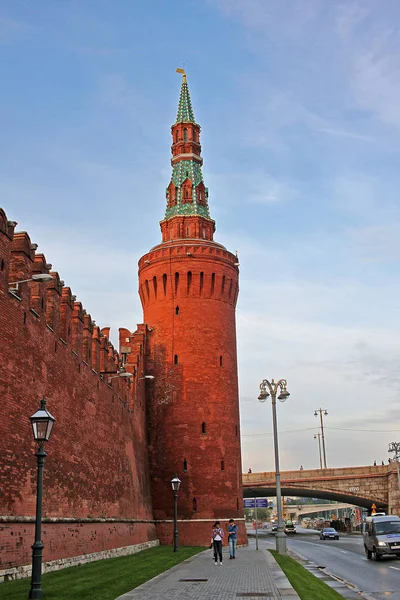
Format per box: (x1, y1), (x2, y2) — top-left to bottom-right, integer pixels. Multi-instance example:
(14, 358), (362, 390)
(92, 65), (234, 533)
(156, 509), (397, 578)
(2, 0), (400, 473)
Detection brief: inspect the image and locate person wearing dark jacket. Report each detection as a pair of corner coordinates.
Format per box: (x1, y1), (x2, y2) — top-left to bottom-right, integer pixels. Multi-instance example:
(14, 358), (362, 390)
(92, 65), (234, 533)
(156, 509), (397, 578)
(211, 521), (224, 565)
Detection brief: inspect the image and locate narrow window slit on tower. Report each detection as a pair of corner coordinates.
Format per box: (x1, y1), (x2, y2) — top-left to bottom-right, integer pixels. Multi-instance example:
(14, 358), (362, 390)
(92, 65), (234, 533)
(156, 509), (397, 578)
(174, 354), (178, 365)
(237, 497), (239, 511)
(221, 275), (225, 295)
(200, 271), (204, 294)
(145, 280), (150, 300)
(175, 306), (180, 315)
(221, 459), (225, 472)
(202, 422), (206, 434)
(193, 498), (197, 512)
(187, 271), (192, 293)
(211, 273), (215, 296)
(23, 312), (26, 325)
(229, 278), (233, 299)
(183, 128), (188, 141)
(183, 459), (187, 472)
(153, 276), (157, 298)
(235, 424), (238, 438)
(220, 356), (223, 367)
(163, 273), (167, 296)
(175, 272), (179, 294)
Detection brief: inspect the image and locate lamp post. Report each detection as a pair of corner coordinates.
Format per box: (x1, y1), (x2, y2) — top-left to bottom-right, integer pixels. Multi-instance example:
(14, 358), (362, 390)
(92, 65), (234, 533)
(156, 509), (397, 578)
(314, 408), (328, 469)
(28, 399), (56, 600)
(314, 432), (323, 469)
(258, 378), (290, 554)
(171, 475), (181, 552)
(9, 273), (53, 294)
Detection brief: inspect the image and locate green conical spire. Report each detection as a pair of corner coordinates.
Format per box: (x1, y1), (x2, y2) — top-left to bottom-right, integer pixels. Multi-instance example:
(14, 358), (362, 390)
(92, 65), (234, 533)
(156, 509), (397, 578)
(176, 71), (195, 123)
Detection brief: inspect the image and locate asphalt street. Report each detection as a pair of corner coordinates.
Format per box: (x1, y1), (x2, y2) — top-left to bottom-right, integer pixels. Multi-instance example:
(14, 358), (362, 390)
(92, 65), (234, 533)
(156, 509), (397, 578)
(250, 527), (400, 600)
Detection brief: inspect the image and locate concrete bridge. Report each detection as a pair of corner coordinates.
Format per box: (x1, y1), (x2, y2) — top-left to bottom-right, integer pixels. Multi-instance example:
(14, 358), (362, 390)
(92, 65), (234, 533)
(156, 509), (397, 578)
(242, 463), (400, 515)
(283, 503), (355, 520)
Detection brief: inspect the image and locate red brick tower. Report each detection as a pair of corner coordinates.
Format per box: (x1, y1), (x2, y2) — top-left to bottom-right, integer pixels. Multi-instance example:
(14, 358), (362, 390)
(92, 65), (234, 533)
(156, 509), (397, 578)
(138, 72), (246, 546)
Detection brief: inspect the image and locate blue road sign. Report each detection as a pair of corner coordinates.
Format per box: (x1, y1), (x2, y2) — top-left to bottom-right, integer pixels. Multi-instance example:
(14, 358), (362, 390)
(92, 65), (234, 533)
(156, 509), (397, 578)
(256, 498), (268, 508)
(244, 498), (268, 508)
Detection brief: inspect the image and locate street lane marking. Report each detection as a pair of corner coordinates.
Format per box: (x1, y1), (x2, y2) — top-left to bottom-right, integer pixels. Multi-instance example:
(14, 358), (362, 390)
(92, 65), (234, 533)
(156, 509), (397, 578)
(340, 550), (348, 554)
(389, 566), (400, 570)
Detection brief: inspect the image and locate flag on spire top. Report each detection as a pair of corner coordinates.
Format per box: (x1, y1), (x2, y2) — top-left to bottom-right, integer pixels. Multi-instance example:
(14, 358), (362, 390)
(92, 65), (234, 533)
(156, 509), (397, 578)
(176, 69), (195, 123)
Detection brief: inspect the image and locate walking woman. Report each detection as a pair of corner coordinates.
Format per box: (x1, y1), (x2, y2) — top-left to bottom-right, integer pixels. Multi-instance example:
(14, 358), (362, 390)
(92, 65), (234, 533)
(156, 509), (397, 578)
(211, 521), (224, 565)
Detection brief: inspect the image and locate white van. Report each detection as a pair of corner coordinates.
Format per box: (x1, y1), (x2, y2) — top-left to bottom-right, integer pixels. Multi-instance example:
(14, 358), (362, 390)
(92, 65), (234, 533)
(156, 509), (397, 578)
(362, 514), (400, 561)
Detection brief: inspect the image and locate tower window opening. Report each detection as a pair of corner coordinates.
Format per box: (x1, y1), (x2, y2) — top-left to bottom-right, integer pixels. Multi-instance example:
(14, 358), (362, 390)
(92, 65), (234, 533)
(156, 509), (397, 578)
(175, 272), (179, 294)
(193, 497), (197, 512)
(186, 227), (189, 236)
(175, 305), (180, 315)
(211, 273), (215, 296)
(183, 459), (188, 472)
(200, 271), (204, 294)
(202, 422), (206, 434)
(237, 497), (239, 511)
(183, 128), (188, 141)
(222, 275), (226, 295)
(145, 279), (150, 300)
(175, 131), (178, 143)
(153, 275), (157, 299)
(202, 228), (206, 239)
(221, 459), (225, 472)
(187, 271), (192, 293)
(41, 297), (44, 309)
(220, 355), (223, 366)
(229, 278), (233, 299)
(163, 273), (167, 296)
(174, 354), (178, 365)
(0, 259), (4, 270)
(23, 312), (27, 325)
(235, 424), (238, 438)
(185, 189), (188, 199)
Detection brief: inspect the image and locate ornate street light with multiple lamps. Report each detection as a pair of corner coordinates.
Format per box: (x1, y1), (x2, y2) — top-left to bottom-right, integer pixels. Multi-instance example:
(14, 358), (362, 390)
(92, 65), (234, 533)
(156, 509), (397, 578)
(258, 378), (290, 555)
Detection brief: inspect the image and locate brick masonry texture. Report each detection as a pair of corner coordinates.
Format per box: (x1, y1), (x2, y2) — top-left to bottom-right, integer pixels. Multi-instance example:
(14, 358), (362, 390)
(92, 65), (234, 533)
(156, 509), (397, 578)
(138, 239), (246, 546)
(0, 208), (157, 574)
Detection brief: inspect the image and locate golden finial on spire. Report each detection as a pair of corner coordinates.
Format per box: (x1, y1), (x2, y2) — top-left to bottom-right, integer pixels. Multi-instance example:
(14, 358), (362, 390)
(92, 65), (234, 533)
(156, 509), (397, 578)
(176, 67), (186, 82)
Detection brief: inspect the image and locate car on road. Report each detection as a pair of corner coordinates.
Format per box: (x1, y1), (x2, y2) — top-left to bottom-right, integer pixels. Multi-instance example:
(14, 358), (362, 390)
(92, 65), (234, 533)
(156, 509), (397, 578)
(363, 514), (400, 561)
(285, 522), (296, 534)
(271, 524), (278, 533)
(320, 527), (339, 540)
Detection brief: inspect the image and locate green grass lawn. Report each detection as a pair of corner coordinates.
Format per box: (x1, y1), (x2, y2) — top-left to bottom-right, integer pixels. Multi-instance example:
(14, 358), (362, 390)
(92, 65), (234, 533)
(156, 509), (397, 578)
(270, 550), (346, 600)
(0, 545), (203, 600)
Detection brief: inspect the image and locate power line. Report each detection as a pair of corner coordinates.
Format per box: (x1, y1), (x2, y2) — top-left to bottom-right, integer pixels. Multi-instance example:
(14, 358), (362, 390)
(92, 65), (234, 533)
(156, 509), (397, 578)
(242, 426), (400, 437)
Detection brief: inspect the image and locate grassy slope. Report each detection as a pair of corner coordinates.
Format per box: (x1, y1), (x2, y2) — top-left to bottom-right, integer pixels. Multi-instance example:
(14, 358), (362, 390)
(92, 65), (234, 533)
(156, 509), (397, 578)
(0, 546), (203, 600)
(270, 550), (346, 600)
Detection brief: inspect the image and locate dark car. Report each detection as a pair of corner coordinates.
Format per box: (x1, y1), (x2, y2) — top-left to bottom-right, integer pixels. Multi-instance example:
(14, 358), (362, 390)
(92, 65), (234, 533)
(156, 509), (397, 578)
(271, 524), (278, 533)
(320, 527), (339, 540)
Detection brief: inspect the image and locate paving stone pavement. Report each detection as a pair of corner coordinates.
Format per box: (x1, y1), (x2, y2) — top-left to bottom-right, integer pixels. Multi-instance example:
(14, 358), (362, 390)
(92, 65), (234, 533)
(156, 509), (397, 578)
(116, 546), (300, 600)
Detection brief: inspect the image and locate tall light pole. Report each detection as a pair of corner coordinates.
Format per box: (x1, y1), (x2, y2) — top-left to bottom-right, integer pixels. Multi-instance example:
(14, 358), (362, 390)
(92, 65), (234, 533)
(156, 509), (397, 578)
(314, 408), (328, 469)
(258, 378), (290, 555)
(28, 399), (56, 600)
(171, 475), (181, 552)
(314, 432), (323, 469)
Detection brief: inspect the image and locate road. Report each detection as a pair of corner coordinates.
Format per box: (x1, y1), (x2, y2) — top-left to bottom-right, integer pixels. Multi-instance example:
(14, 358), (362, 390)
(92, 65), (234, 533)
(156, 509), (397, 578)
(248, 526), (400, 599)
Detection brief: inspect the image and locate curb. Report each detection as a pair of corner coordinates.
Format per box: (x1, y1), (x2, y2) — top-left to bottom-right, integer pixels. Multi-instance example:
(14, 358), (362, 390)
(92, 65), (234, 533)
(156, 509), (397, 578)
(264, 550), (301, 599)
(287, 547), (373, 600)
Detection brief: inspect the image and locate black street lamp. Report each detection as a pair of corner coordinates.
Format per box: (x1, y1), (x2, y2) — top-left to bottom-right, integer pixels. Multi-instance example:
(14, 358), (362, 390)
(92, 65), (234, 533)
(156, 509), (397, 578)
(171, 475), (181, 552)
(28, 398), (55, 600)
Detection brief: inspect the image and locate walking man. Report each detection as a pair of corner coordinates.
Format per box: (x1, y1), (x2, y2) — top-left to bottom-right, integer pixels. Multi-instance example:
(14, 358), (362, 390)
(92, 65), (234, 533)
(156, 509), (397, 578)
(227, 518), (238, 559)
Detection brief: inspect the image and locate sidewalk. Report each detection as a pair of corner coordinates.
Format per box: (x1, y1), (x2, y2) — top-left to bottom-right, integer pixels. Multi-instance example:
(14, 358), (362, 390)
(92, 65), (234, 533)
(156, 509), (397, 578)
(116, 544), (300, 600)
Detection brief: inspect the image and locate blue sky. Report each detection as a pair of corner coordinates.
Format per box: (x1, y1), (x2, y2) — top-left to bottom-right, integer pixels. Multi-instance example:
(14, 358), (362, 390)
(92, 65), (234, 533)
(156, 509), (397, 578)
(2, 0), (400, 472)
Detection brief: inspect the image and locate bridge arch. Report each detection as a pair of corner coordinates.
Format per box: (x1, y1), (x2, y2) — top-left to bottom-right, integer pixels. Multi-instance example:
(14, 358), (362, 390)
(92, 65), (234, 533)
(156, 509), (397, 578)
(242, 464), (398, 514)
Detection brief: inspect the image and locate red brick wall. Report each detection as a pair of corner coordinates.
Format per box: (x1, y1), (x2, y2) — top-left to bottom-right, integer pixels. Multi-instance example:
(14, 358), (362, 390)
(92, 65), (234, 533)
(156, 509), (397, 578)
(0, 208), (156, 571)
(138, 239), (246, 544)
